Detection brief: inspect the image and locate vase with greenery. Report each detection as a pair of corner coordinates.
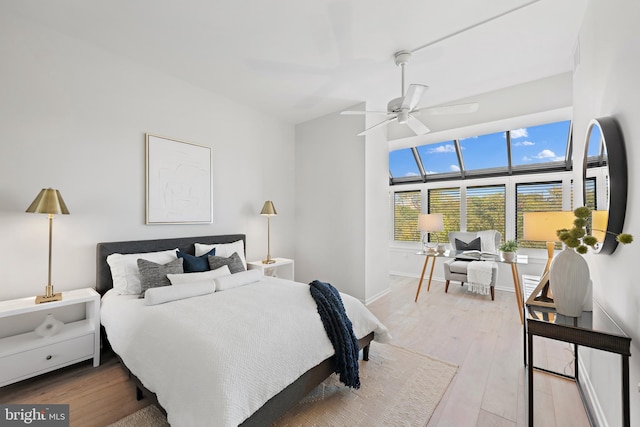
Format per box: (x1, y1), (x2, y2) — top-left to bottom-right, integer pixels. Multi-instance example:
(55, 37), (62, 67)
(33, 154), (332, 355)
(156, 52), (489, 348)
(555, 206), (633, 253)
(498, 240), (518, 262)
(551, 206), (633, 316)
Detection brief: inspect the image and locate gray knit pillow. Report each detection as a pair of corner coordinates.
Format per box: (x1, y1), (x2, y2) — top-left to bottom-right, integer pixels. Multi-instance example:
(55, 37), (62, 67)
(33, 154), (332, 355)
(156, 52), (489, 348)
(137, 257), (184, 298)
(207, 252), (245, 274)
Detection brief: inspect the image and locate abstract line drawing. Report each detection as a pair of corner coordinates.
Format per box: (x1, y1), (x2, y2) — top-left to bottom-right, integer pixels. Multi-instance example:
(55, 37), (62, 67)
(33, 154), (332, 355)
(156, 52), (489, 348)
(146, 134), (212, 224)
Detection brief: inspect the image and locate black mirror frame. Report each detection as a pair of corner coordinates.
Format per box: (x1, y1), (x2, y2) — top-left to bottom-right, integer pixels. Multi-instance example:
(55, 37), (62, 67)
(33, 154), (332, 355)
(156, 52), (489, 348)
(583, 117), (628, 254)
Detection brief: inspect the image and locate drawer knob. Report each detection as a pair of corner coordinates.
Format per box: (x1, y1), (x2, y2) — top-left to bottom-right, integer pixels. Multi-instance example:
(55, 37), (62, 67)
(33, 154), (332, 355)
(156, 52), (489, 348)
(46, 355), (52, 360)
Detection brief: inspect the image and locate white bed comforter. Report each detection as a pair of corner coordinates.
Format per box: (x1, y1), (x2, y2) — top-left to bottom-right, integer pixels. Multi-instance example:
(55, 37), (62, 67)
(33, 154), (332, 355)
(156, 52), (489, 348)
(101, 276), (390, 427)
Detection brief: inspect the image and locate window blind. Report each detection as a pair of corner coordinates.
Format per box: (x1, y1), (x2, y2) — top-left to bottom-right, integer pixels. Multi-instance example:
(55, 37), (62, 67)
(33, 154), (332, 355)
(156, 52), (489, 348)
(466, 185), (506, 238)
(393, 191), (421, 242)
(428, 188), (460, 243)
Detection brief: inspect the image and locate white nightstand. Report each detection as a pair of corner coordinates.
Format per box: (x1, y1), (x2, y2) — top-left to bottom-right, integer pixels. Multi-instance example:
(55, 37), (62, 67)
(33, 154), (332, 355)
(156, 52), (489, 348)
(0, 288), (100, 387)
(247, 258), (295, 281)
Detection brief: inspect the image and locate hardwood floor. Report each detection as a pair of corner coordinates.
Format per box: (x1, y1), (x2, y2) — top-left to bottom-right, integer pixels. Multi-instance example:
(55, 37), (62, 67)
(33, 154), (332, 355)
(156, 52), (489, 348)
(0, 275), (588, 426)
(367, 276), (589, 427)
(0, 352), (147, 426)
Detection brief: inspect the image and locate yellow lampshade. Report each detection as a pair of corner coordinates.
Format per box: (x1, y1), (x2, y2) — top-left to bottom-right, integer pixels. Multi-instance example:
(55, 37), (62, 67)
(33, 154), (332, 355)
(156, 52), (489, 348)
(418, 213), (444, 232)
(522, 211), (575, 242)
(591, 210), (608, 242)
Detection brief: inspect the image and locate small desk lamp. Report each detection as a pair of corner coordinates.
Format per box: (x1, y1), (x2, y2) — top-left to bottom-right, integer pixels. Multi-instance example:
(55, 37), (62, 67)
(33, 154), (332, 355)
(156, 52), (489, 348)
(418, 213), (444, 253)
(26, 188), (70, 304)
(523, 211), (574, 302)
(260, 200), (277, 264)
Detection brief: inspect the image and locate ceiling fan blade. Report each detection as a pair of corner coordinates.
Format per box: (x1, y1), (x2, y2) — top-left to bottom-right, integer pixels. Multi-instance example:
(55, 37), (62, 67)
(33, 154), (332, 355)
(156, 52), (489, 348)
(417, 102), (479, 116)
(407, 115), (431, 135)
(340, 110), (390, 116)
(401, 84), (428, 111)
(357, 116), (397, 136)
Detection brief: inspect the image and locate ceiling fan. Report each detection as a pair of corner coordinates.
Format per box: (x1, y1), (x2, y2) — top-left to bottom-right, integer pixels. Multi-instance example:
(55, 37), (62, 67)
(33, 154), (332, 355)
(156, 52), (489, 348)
(341, 50), (478, 136)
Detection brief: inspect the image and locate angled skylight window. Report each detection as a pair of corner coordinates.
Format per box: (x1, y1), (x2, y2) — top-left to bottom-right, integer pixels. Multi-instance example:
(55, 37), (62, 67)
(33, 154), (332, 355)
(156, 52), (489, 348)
(389, 148), (420, 178)
(510, 120), (570, 167)
(459, 131), (508, 171)
(585, 123), (607, 166)
(416, 141), (460, 175)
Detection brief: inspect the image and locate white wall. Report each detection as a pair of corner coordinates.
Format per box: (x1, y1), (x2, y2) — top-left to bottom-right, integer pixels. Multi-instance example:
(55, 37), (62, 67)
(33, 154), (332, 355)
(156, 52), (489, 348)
(294, 107), (366, 299)
(573, 1), (640, 425)
(295, 104), (390, 302)
(0, 12), (295, 301)
(363, 112), (391, 303)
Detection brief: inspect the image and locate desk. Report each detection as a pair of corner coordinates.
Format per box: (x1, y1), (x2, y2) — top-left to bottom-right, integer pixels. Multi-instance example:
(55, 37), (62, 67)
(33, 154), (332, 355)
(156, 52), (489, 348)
(415, 250), (528, 324)
(525, 302), (631, 426)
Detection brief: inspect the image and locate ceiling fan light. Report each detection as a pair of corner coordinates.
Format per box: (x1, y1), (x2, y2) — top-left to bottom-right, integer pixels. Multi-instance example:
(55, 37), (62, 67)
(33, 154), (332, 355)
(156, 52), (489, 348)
(397, 110), (409, 124)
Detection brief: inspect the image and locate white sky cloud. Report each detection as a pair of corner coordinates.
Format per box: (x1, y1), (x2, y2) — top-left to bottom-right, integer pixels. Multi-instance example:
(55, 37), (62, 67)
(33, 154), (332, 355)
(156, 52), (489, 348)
(428, 144), (456, 154)
(405, 172), (420, 177)
(522, 149), (564, 162)
(537, 149), (556, 158)
(511, 128), (528, 138)
(514, 140), (535, 147)
(450, 164), (460, 172)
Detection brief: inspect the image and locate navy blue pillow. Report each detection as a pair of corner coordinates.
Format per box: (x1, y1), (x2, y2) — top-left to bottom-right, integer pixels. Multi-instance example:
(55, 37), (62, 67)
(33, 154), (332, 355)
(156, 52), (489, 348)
(176, 248), (216, 273)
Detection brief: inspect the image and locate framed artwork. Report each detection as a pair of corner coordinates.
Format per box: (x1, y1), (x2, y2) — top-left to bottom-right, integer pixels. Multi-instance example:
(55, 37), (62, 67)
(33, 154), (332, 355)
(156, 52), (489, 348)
(145, 133), (212, 224)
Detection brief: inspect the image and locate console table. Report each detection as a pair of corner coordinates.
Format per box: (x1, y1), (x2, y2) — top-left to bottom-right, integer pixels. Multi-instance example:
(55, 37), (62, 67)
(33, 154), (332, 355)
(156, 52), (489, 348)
(415, 250), (528, 323)
(525, 301), (631, 426)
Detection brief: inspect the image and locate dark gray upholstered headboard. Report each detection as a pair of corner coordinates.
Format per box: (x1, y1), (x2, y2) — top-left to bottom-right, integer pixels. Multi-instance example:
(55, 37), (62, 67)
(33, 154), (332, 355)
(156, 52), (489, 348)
(96, 234), (246, 295)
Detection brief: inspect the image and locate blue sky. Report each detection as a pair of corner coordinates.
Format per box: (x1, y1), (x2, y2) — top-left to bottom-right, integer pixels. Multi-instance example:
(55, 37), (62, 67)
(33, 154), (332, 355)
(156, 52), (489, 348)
(390, 120), (571, 177)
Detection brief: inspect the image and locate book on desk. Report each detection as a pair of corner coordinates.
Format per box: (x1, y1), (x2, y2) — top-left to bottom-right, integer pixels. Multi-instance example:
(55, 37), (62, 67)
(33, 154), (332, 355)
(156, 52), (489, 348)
(455, 250), (499, 261)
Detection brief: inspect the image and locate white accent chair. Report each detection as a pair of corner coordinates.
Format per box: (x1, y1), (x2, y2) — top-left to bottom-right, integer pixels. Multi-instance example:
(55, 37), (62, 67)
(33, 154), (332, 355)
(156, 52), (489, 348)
(442, 231), (501, 300)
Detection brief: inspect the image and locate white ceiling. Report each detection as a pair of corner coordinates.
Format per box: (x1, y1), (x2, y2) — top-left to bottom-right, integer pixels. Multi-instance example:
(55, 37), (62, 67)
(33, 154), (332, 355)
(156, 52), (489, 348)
(3, 0), (587, 125)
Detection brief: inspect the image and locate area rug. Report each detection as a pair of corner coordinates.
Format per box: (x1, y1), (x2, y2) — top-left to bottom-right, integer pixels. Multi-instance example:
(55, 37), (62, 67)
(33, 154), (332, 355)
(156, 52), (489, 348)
(108, 342), (457, 427)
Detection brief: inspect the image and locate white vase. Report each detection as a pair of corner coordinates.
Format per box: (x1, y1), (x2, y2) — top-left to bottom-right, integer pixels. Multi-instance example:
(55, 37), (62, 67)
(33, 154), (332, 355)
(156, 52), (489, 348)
(34, 313), (64, 337)
(549, 247), (590, 317)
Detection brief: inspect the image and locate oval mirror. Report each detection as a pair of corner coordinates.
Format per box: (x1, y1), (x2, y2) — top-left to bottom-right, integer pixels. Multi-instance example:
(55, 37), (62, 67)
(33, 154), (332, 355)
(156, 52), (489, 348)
(582, 117), (627, 254)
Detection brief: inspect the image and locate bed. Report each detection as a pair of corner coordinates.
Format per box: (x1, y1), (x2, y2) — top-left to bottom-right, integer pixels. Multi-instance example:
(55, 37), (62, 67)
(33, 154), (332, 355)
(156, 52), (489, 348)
(96, 234), (390, 427)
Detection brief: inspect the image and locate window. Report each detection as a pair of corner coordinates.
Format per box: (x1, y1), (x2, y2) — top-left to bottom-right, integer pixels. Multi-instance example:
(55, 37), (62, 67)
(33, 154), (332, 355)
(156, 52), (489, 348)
(389, 119), (572, 185)
(584, 177), (596, 210)
(516, 181), (563, 249)
(393, 191), (421, 242)
(466, 185), (506, 238)
(428, 188), (460, 243)
(510, 121), (570, 167)
(460, 132), (508, 171)
(416, 141), (460, 175)
(389, 148), (420, 178)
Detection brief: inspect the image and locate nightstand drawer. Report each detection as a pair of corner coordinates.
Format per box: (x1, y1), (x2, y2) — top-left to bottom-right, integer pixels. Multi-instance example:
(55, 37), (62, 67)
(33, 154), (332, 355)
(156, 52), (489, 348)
(0, 333), (94, 384)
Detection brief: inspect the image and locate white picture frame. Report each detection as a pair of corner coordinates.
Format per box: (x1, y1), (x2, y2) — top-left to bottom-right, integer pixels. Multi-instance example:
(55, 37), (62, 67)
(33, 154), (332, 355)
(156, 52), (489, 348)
(145, 133), (212, 224)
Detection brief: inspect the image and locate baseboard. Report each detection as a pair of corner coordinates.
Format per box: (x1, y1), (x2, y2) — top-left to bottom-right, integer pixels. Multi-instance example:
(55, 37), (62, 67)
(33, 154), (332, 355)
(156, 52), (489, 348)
(389, 270), (420, 279)
(364, 287), (391, 305)
(577, 355), (609, 427)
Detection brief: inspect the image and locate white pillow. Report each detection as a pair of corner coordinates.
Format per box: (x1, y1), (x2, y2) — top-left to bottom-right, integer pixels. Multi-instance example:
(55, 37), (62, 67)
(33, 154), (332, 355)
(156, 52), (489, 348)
(167, 265), (231, 287)
(107, 249), (179, 295)
(195, 240), (247, 269)
(214, 269), (263, 291)
(144, 282), (214, 305)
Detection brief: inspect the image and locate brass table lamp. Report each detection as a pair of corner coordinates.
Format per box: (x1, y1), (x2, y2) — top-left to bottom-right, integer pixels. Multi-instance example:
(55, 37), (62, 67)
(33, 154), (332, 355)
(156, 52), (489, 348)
(260, 200), (277, 264)
(26, 188), (70, 303)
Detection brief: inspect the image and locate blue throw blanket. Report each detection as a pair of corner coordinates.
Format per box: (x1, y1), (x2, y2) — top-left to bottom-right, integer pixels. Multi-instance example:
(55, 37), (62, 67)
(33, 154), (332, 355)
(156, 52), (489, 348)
(309, 280), (360, 389)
